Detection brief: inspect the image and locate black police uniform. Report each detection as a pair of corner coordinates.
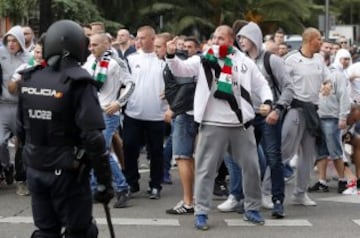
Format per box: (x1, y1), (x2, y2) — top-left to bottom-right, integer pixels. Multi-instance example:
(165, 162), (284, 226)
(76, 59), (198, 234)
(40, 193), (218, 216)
(17, 20), (113, 238)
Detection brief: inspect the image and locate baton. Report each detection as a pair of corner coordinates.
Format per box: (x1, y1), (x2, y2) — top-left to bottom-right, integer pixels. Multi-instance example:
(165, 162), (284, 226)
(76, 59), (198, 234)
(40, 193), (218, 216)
(103, 203), (116, 238)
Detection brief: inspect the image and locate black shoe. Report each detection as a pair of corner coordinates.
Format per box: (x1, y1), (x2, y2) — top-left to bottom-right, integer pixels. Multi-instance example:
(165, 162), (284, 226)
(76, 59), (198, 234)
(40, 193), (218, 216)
(149, 188), (160, 199)
(308, 181), (329, 192)
(338, 181), (347, 194)
(272, 200), (285, 219)
(130, 183), (140, 193)
(166, 201), (194, 215)
(213, 180), (228, 197)
(113, 190), (129, 208)
(4, 164), (14, 185)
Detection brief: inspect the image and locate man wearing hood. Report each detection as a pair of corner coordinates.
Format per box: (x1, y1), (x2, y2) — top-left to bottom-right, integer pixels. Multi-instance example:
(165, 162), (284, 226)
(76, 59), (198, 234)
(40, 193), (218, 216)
(0, 25), (31, 188)
(166, 25), (273, 229)
(237, 22), (294, 218)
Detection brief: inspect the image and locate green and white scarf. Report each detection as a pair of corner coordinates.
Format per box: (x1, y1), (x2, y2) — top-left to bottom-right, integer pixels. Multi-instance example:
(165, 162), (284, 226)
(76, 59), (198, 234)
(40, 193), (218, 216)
(205, 45), (234, 95)
(90, 50), (112, 87)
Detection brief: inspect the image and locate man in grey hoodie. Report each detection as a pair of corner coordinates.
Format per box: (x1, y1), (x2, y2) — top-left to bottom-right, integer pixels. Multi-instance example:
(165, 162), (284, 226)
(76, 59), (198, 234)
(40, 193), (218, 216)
(237, 22), (294, 218)
(0, 25), (31, 189)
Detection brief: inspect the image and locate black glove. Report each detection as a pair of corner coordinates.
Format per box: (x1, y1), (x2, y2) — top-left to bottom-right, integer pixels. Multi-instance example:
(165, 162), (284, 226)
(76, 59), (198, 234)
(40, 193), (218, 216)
(91, 151), (114, 204)
(94, 184), (114, 204)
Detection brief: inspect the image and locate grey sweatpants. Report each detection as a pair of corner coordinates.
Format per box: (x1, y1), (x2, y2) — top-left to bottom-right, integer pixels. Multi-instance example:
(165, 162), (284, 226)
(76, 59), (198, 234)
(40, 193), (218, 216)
(281, 108), (316, 197)
(194, 125), (262, 215)
(0, 103), (17, 167)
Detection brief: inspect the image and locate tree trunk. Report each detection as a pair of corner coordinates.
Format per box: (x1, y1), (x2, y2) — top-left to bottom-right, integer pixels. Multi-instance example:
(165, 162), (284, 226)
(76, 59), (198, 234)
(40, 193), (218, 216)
(39, 0), (52, 34)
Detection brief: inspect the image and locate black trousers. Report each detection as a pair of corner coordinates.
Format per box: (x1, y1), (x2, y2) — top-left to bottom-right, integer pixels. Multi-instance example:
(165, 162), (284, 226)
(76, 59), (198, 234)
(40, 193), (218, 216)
(27, 167), (97, 237)
(123, 115), (164, 190)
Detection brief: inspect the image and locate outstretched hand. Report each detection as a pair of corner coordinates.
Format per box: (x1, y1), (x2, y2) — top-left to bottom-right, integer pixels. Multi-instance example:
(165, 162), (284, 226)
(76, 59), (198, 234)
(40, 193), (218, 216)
(166, 36), (178, 55)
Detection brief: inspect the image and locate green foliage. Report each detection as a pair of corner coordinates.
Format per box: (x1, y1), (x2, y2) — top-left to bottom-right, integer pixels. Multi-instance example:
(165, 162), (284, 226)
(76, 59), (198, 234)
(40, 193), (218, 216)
(0, 0), (37, 24)
(1, 0), (360, 38)
(52, 0), (101, 24)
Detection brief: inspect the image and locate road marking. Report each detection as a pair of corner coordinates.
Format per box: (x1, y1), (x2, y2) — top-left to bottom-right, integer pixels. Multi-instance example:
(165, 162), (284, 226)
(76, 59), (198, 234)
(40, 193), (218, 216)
(352, 220), (360, 226)
(0, 216), (180, 226)
(225, 219), (312, 226)
(317, 195), (360, 204)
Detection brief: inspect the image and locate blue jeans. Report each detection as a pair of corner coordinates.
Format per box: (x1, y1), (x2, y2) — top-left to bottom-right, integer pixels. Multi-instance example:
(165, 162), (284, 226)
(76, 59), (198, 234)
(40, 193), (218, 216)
(318, 118), (343, 160)
(224, 144), (266, 201)
(253, 114), (284, 203)
(172, 114), (198, 158)
(91, 113), (128, 193)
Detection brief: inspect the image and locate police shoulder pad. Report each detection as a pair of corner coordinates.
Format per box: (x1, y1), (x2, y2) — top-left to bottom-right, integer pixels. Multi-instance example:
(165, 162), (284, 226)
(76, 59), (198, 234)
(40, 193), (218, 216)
(19, 65), (44, 81)
(63, 67), (97, 86)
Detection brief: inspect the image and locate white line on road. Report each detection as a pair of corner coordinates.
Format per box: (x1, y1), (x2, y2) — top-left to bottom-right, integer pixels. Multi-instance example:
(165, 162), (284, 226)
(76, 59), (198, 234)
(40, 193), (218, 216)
(225, 219), (312, 226)
(352, 220), (360, 226)
(317, 195), (360, 204)
(0, 216), (180, 226)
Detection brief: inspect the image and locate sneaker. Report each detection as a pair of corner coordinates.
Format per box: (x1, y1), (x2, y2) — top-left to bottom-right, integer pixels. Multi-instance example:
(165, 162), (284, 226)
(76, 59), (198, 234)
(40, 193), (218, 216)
(113, 190), (129, 208)
(272, 200), (284, 219)
(217, 194), (240, 212)
(213, 180), (228, 197)
(16, 181), (30, 196)
(243, 210), (265, 225)
(4, 164), (14, 185)
(262, 194), (274, 209)
(284, 173), (295, 183)
(343, 180), (358, 195)
(149, 188), (160, 199)
(166, 200), (194, 215)
(338, 181), (348, 194)
(291, 193), (317, 206)
(308, 181), (329, 192)
(195, 214), (209, 230)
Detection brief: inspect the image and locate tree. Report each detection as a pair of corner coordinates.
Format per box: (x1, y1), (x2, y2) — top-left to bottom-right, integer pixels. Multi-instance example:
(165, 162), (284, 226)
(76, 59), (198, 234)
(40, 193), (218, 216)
(39, 0), (51, 34)
(0, 0), (37, 24)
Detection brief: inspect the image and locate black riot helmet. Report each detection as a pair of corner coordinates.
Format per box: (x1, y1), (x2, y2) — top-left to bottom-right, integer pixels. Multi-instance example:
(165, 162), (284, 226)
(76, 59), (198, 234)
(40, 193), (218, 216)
(43, 20), (88, 64)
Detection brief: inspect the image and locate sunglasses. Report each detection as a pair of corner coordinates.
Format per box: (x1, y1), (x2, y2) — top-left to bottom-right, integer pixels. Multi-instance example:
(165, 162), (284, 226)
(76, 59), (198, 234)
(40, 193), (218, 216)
(340, 41), (347, 44)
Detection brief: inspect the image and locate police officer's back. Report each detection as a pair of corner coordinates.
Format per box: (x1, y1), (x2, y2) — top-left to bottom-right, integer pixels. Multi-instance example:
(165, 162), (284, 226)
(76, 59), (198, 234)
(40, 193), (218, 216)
(17, 20), (114, 238)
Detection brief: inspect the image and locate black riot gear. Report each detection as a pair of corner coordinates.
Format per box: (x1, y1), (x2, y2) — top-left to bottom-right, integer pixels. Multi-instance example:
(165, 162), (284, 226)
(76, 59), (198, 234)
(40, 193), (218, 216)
(17, 34), (114, 236)
(43, 20), (88, 64)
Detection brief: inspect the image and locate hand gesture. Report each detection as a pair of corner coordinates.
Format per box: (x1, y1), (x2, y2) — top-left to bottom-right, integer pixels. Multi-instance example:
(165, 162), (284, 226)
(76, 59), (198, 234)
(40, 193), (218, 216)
(166, 36), (178, 55)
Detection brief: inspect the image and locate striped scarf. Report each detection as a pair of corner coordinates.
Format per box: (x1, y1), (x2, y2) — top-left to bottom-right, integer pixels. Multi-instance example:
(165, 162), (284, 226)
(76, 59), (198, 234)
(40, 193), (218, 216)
(205, 45), (234, 95)
(91, 50), (112, 87)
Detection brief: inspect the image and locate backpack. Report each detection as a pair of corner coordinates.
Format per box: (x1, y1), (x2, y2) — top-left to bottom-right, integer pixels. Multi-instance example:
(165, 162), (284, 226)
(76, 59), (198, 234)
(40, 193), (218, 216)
(263, 51), (281, 95)
(0, 63), (2, 95)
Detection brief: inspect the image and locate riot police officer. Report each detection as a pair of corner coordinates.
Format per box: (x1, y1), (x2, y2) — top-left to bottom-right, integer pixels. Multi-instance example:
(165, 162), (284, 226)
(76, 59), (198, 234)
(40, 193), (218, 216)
(17, 20), (114, 238)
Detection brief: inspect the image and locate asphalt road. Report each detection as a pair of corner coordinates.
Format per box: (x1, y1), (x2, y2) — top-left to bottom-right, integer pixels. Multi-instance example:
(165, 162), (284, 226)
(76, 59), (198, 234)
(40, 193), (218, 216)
(1, 154), (360, 238)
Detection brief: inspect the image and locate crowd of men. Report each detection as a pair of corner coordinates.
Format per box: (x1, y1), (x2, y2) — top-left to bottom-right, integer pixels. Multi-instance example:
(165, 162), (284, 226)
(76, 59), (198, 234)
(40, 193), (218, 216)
(1, 19), (360, 236)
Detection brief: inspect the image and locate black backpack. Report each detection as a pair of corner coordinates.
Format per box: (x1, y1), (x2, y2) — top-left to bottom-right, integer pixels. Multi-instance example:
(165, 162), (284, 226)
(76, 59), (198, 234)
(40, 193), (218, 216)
(0, 64), (2, 95)
(263, 51), (281, 96)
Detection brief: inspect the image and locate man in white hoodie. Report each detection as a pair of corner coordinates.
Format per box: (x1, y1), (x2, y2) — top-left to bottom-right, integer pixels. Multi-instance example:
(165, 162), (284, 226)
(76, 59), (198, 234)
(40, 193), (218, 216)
(166, 25), (273, 230)
(0, 25), (31, 188)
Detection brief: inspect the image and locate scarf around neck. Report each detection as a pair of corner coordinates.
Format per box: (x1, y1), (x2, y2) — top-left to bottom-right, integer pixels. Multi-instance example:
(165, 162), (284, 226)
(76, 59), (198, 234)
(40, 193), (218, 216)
(91, 50), (112, 86)
(205, 45), (234, 95)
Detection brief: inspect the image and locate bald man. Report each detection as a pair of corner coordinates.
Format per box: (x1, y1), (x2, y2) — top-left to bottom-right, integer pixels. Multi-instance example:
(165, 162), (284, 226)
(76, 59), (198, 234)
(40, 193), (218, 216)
(122, 26), (168, 200)
(83, 33), (134, 209)
(281, 27), (330, 206)
(116, 29), (136, 60)
(166, 25), (273, 229)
